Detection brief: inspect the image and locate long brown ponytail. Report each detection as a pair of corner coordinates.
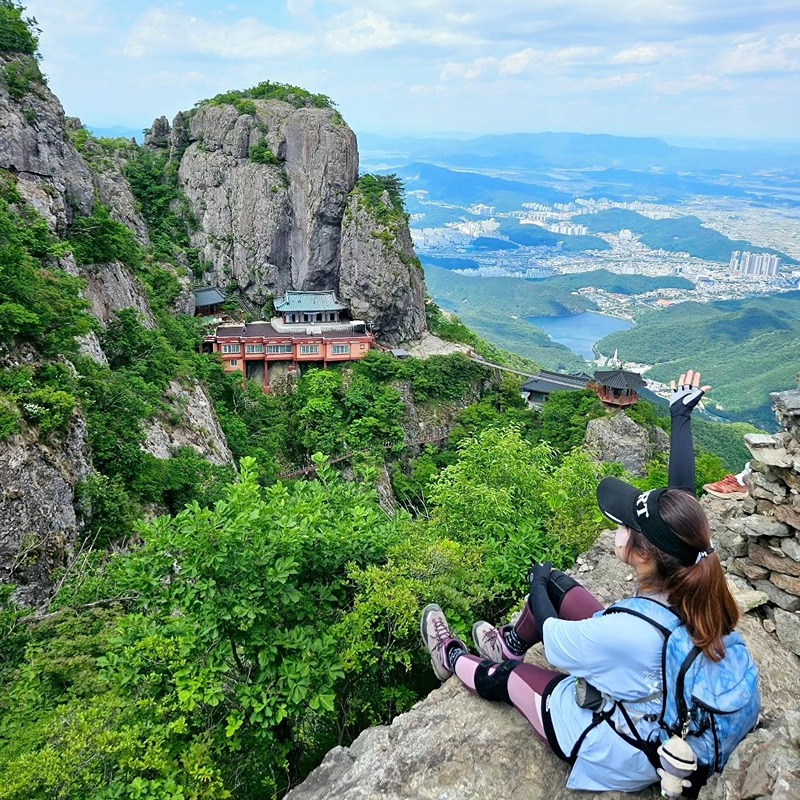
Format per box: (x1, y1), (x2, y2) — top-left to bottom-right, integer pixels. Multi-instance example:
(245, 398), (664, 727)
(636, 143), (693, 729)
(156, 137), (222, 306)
(625, 489), (739, 661)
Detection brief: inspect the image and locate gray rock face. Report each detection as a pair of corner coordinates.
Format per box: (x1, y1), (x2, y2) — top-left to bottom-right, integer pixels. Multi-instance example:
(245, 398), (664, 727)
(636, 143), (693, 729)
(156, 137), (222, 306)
(178, 101), (357, 306)
(287, 532), (800, 800)
(0, 56), (94, 232)
(583, 411), (668, 476)
(142, 381), (234, 467)
(0, 416), (92, 607)
(82, 262), (157, 329)
(339, 191), (427, 345)
(176, 100), (424, 343)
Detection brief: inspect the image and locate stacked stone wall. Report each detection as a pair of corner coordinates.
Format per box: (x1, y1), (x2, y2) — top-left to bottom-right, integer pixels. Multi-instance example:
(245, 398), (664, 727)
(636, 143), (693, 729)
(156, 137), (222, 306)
(726, 385), (800, 657)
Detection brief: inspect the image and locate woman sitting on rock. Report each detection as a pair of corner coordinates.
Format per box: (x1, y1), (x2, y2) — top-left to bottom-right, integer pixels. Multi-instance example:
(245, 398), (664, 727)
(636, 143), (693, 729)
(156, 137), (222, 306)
(420, 370), (758, 796)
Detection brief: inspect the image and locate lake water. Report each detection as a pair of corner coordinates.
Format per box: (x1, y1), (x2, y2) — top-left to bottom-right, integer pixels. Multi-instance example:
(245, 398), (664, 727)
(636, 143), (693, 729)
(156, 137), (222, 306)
(526, 311), (634, 360)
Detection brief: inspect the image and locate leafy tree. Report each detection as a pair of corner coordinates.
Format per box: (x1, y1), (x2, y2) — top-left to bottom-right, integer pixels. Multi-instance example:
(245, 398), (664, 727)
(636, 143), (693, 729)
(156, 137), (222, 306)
(538, 389), (605, 453)
(0, 1), (39, 55)
(67, 203), (142, 269)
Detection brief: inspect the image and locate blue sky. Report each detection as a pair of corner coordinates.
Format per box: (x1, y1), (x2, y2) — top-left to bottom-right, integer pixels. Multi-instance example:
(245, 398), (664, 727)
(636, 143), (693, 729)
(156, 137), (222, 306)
(24, 1), (800, 141)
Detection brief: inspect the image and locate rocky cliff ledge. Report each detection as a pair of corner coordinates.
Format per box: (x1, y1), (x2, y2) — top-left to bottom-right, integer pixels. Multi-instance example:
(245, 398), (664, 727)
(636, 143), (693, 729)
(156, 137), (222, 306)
(287, 398), (800, 800)
(287, 530), (799, 800)
(339, 180), (426, 345)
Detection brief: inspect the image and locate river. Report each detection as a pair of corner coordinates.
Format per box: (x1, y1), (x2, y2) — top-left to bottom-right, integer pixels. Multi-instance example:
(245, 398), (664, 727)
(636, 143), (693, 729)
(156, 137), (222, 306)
(525, 311), (634, 361)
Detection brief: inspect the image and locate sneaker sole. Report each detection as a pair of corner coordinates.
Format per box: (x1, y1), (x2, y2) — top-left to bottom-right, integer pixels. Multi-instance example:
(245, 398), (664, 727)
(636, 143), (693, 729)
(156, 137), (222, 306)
(704, 488), (747, 499)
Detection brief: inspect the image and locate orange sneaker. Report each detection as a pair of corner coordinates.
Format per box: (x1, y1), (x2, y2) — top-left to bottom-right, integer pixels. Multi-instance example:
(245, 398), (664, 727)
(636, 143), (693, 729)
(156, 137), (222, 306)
(703, 474), (747, 499)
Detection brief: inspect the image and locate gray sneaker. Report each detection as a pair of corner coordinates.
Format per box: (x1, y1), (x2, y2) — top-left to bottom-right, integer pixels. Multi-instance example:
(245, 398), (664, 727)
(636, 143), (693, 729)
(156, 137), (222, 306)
(420, 603), (466, 681)
(471, 622), (522, 663)
(471, 597), (527, 663)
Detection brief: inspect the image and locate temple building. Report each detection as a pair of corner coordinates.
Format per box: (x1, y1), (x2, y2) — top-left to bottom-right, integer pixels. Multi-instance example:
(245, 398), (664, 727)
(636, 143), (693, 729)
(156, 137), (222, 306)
(590, 369), (646, 407)
(275, 291), (348, 324)
(202, 290), (374, 393)
(193, 286), (226, 317)
(520, 370), (591, 407)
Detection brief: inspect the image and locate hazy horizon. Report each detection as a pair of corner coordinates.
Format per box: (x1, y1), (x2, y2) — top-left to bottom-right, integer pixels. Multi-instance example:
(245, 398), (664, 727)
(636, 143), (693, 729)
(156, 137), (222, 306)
(26, 1), (800, 143)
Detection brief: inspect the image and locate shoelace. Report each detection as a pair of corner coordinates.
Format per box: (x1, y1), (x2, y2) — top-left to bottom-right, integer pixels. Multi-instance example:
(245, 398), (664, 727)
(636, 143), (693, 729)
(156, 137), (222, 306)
(431, 615), (451, 648)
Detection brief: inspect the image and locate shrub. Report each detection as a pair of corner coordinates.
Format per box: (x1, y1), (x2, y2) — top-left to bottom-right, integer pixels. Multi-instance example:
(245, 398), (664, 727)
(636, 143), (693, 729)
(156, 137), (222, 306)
(0, 1), (39, 54)
(0, 394), (19, 440)
(249, 141), (280, 165)
(1, 55), (44, 99)
(19, 386), (76, 433)
(67, 203), (142, 269)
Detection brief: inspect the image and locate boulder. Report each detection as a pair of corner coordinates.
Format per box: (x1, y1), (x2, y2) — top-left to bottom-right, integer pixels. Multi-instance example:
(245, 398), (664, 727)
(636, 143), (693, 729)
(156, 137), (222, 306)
(583, 411), (668, 477)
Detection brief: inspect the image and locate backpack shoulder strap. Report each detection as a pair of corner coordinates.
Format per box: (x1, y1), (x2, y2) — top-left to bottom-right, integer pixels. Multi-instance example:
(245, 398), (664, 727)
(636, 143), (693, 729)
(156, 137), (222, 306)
(604, 596), (683, 638)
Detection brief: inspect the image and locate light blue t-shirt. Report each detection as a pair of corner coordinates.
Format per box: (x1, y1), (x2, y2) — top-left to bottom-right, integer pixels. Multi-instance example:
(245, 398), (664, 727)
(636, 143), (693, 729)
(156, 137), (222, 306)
(542, 610), (665, 792)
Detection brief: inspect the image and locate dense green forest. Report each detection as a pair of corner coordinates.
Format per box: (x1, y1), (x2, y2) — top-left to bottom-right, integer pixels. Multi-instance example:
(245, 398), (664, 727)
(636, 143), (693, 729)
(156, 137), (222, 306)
(597, 293), (800, 428)
(572, 208), (796, 265)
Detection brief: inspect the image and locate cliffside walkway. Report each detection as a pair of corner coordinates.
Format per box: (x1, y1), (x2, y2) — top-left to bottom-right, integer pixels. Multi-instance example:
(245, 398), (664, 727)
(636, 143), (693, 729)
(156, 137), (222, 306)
(467, 354), (535, 379)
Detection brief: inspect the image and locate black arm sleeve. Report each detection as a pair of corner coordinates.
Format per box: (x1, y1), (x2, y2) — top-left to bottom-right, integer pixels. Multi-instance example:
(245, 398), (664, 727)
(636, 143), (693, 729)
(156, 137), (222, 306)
(668, 412), (696, 495)
(529, 577), (557, 639)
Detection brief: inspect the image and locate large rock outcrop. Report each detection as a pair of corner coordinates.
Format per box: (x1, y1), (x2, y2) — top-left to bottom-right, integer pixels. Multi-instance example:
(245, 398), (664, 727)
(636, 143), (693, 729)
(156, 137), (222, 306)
(171, 99), (426, 343)
(0, 55), (93, 232)
(142, 380), (234, 467)
(339, 188), (427, 345)
(584, 410), (669, 476)
(286, 531), (799, 800)
(176, 101), (358, 305)
(0, 412), (92, 608)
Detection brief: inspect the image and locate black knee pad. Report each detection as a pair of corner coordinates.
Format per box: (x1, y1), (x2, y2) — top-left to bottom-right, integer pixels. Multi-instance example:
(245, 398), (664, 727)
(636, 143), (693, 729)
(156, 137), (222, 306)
(548, 570), (581, 612)
(474, 659), (517, 704)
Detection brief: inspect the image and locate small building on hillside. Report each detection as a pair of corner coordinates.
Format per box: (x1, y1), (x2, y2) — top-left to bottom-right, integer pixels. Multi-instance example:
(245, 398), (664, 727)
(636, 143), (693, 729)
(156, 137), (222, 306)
(590, 369), (646, 408)
(275, 290), (348, 325)
(521, 370), (591, 407)
(193, 286), (226, 317)
(202, 290), (374, 393)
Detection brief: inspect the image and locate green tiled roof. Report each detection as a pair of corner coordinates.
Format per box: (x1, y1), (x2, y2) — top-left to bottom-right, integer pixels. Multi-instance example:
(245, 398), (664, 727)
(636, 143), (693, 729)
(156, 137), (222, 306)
(275, 291), (347, 312)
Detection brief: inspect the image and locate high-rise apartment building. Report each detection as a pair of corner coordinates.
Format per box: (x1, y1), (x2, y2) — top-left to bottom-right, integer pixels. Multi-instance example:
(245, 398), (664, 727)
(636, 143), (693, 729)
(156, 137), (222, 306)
(729, 251), (780, 277)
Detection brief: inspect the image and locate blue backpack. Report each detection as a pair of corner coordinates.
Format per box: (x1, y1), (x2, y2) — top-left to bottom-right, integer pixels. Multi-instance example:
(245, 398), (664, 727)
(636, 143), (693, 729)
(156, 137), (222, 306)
(605, 597), (760, 789)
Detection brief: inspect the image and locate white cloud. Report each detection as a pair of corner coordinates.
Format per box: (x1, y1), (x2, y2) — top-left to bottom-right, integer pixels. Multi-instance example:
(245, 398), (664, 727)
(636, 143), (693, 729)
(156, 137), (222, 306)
(610, 44), (676, 65)
(716, 33), (800, 75)
(123, 9), (312, 59)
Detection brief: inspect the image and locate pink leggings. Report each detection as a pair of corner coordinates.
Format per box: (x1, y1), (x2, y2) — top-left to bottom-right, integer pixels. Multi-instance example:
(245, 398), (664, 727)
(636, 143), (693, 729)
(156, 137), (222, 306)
(454, 584), (603, 745)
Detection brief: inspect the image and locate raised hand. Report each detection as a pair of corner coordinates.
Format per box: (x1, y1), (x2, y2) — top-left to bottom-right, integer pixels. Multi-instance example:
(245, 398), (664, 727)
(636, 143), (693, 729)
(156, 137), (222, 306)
(669, 369), (711, 416)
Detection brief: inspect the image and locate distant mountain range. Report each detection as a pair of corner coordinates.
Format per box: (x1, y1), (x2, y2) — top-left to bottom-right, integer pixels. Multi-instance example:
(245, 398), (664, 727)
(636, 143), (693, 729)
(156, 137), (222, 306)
(362, 131), (800, 209)
(360, 130), (800, 176)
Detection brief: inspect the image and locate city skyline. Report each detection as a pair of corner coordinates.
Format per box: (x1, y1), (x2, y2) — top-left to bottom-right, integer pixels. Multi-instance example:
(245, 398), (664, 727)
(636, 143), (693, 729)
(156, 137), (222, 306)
(23, 0), (800, 142)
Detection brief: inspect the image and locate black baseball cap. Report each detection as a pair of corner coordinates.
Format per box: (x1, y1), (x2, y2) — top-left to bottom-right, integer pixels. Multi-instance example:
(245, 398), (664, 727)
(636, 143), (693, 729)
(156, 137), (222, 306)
(597, 477), (700, 567)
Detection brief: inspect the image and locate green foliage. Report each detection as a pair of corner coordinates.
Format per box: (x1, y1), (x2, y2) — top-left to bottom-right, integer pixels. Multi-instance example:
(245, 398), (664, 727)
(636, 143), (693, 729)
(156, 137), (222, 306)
(75, 474), (139, 548)
(0, 176), (94, 355)
(0, 459), (399, 798)
(249, 141), (281, 165)
(0, 393), (19, 439)
(355, 174), (406, 221)
(428, 426), (604, 594)
(597, 293), (800, 427)
(1, 54), (44, 99)
(199, 81), (336, 112)
(0, 1), (39, 54)
(67, 203), (143, 269)
(123, 150), (198, 269)
(538, 390), (605, 453)
(18, 386), (76, 433)
(425, 298), (541, 372)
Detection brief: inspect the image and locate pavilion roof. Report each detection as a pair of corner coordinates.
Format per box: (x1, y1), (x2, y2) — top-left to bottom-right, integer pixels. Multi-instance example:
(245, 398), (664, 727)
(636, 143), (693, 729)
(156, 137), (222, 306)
(593, 369), (646, 390)
(275, 291), (347, 313)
